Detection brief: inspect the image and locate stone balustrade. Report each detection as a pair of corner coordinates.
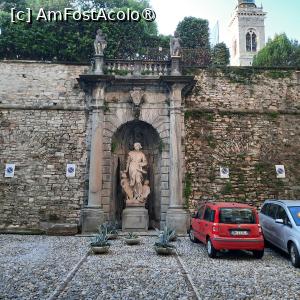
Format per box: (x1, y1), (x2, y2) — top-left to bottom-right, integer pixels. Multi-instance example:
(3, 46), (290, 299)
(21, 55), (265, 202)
(105, 59), (171, 76)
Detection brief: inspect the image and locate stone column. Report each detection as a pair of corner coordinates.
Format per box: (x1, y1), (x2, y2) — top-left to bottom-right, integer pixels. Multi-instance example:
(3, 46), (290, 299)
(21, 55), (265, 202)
(166, 83), (189, 234)
(82, 84), (106, 233)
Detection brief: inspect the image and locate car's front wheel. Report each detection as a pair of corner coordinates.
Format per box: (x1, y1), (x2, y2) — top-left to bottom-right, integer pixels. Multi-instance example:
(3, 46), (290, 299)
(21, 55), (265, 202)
(253, 250), (264, 259)
(289, 243), (300, 268)
(207, 238), (217, 258)
(189, 228), (198, 243)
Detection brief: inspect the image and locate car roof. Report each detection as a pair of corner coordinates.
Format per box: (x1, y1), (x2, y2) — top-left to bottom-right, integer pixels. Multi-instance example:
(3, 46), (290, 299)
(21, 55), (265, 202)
(264, 199), (300, 207)
(204, 202), (254, 209)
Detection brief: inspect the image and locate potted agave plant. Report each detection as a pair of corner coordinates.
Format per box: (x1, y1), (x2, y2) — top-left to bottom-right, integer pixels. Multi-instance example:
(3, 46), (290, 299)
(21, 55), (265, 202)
(168, 228), (177, 242)
(101, 221), (119, 240)
(154, 226), (176, 255)
(124, 232), (141, 245)
(90, 227), (110, 254)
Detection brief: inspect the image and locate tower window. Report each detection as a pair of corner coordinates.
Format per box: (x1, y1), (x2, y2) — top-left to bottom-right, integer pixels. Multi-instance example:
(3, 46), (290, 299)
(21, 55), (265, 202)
(246, 30), (257, 52)
(252, 33), (257, 51)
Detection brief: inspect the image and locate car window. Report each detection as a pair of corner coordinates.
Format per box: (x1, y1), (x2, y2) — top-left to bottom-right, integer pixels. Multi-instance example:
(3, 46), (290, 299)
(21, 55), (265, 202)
(204, 206), (212, 221)
(261, 203), (270, 215)
(210, 210), (216, 222)
(288, 206), (300, 226)
(277, 206), (287, 220)
(197, 206), (205, 219)
(219, 208), (256, 224)
(268, 204), (278, 219)
(276, 206), (291, 225)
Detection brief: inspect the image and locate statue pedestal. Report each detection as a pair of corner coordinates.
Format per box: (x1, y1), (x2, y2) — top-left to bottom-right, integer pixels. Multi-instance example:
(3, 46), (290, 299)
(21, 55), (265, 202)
(81, 207), (105, 233)
(122, 207), (149, 232)
(166, 207), (189, 234)
(171, 56), (181, 76)
(94, 55), (104, 74)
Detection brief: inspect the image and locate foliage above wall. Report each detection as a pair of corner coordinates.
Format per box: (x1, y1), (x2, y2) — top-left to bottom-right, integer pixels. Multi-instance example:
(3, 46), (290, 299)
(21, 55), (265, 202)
(0, 1), (229, 65)
(211, 42), (230, 66)
(0, 0), (169, 61)
(253, 33), (300, 67)
(176, 16), (210, 50)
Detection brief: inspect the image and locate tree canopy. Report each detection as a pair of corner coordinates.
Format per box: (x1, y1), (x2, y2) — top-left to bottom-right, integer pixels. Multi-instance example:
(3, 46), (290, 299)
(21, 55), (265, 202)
(0, 1), (27, 11)
(0, 2), (228, 66)
(175, 16), (210, 49)
(0, 0), (72, 12)
(211, 42), (230, 66)
(28, 1), (73, 11)
(0, 0), (168, 61)
(253, 34), (300, 67)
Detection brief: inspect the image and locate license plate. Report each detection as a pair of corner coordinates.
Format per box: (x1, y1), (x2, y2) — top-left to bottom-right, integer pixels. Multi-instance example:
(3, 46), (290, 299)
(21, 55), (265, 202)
(231, 230), (249, 236)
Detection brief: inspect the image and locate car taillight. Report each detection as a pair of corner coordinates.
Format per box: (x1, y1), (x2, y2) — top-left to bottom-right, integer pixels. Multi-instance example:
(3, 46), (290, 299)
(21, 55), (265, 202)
(212, 224), (219, 233)
(258, 224), (262, 234)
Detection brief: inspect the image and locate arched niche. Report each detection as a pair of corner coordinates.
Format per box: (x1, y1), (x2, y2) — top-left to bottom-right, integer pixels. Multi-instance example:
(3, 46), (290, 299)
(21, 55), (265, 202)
(111, 120), (161, 229)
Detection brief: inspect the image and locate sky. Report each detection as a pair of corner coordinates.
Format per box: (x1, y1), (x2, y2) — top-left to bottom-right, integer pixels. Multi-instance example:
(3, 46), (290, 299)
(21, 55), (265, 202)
(149, 0), (300, 46)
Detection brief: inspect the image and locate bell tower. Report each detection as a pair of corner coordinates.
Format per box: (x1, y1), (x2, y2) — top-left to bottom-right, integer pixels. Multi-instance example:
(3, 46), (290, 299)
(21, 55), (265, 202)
(229, 0), (266, 66)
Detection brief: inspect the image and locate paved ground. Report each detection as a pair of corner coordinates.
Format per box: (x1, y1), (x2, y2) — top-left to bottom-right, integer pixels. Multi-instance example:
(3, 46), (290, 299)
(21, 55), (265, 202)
(0, 234), (300, 300)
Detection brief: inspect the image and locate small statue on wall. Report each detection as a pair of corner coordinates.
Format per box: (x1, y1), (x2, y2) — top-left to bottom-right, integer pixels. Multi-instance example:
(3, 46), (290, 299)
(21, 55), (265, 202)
(94, 29), (107, 56)
(170, 31), (182, 57)
(121, 143), (150, 206)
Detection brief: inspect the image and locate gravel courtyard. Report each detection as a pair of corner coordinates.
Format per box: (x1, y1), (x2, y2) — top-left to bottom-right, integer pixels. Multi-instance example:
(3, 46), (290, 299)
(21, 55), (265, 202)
(0, 234), (299, 300)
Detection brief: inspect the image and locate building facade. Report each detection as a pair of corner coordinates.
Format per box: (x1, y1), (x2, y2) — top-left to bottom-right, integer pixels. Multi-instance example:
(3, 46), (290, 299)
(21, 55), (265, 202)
(229, 0), (266, 66)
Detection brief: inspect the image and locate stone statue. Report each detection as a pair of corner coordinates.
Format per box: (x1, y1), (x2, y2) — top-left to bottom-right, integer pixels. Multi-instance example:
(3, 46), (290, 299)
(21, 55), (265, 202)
(170, 31), (182, 57)
(141, 180), (150, 200)
(120, 171), (134, 202)
(121, 143), (150, 206)
(94, 29), (107, 56)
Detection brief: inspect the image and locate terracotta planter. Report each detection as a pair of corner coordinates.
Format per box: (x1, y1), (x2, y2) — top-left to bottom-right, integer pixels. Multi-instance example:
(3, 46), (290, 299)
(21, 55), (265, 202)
(91, 245), (110, 254)
(124, 238), (141, 245)
(154, 246), (175, 255)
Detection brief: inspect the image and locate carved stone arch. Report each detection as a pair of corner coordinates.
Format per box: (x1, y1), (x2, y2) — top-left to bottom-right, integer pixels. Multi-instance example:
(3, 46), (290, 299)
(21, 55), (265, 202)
(79, 72), (195, 234)
(109, 120), (164, 228)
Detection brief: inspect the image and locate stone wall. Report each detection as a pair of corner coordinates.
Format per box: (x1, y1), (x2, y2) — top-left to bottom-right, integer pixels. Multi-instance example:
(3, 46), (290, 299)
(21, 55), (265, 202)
(0, 61), (88, 233)
(0, 61), (87, 108)
(185, 68), (300, 209)
(186, 68), (300, 112)
(0, 61), (299, 233)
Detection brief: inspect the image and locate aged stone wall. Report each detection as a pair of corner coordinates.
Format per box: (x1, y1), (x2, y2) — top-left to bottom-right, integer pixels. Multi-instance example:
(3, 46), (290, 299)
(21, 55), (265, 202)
(0, 61), (88, 233)
(185, 68), (300, 209)
(1, 61), (300, 233)
(0, 61), (87, 107)
(187, 68), (300, 112)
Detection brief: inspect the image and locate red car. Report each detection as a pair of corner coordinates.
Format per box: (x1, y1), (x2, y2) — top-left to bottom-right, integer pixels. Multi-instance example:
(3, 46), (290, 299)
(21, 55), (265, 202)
(189, 202), (265, 258)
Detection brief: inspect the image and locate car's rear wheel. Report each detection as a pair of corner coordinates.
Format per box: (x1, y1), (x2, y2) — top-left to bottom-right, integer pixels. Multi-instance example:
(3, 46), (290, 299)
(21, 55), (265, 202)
(207, 238), (217, 258)
(289, 243), (300, 268)
(189, 228), (198, 243)
(252, 250), (264, 259)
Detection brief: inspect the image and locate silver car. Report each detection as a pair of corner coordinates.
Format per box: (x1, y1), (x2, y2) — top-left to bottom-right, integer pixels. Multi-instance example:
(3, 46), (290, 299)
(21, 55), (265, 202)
(259, 200), (300, 268)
